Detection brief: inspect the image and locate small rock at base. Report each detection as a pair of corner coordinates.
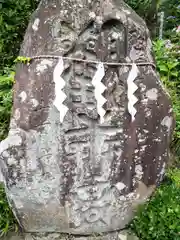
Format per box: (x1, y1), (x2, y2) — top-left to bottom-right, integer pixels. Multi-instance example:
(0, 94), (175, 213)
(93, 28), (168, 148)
(118, 230), (139, 240)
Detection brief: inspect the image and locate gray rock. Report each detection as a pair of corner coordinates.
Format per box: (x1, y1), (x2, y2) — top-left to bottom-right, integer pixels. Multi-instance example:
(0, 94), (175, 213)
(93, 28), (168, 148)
(3, 231), (139, 240)
(0, 0), (174, 236)
(0, 170), (4, 183)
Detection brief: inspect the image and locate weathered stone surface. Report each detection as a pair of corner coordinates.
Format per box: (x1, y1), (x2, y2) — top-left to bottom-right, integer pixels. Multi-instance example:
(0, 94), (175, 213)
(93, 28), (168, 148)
(0, 0), (174, 236)
(3, 231), (139, 240)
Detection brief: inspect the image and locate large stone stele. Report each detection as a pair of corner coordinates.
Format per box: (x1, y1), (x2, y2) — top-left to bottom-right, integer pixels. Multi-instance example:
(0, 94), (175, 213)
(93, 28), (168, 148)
(0, 0), (174, 237)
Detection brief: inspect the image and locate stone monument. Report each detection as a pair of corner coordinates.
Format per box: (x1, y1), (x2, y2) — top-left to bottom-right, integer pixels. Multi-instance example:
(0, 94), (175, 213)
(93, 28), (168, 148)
(0, 0), (174, 239)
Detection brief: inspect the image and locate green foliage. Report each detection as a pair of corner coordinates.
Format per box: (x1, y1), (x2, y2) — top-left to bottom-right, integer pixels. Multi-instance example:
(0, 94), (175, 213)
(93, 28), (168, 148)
(15, 56), (31, 64)
(125, 0), (152, 14)
(167, 168), (180, 187)
(125, 0), (164, 37)
(0, 71), (14, 141)
(153, 35), (180, 159)
(125, 0), (180, 38)
(0, 184), (18, 236)
(0, 0), (39, 70)
(161, 0), (180, 34)
(130, 170), (180, 240)
(0, 70), (15, 236)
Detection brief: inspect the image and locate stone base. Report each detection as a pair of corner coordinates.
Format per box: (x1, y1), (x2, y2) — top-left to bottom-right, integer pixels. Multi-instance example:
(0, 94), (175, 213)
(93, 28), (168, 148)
(2, 231), (139, 240)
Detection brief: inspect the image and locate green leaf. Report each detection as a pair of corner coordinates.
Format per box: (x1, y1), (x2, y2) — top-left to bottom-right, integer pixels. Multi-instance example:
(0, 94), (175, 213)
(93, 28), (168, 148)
(171, 71), (179, 77)
(159, 64), (168, 72)
(167, 62), (179, 70)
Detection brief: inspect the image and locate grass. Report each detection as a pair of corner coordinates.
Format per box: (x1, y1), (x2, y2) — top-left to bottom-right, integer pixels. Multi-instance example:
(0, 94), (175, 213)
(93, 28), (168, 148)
(0, 184), (18, 236)
(130, 169), (180, 240)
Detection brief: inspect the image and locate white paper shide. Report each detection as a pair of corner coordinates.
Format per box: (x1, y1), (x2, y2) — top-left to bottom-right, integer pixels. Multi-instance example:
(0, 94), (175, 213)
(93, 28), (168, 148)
(127, 63), (139, 122)
(53, 57), (68, 123)
(92, 63), (106, 124)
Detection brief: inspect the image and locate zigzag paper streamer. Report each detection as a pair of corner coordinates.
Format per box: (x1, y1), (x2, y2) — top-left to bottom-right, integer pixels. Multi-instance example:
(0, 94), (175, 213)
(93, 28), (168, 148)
(92, 63), (106, 124)
(53, 57), (68, 123)
(127, 63), (139, 122)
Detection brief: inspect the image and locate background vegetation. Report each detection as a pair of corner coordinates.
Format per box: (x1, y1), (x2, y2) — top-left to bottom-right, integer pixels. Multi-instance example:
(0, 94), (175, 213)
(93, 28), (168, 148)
(130, 173), (180, 240)
(0, 0), (179, 238)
